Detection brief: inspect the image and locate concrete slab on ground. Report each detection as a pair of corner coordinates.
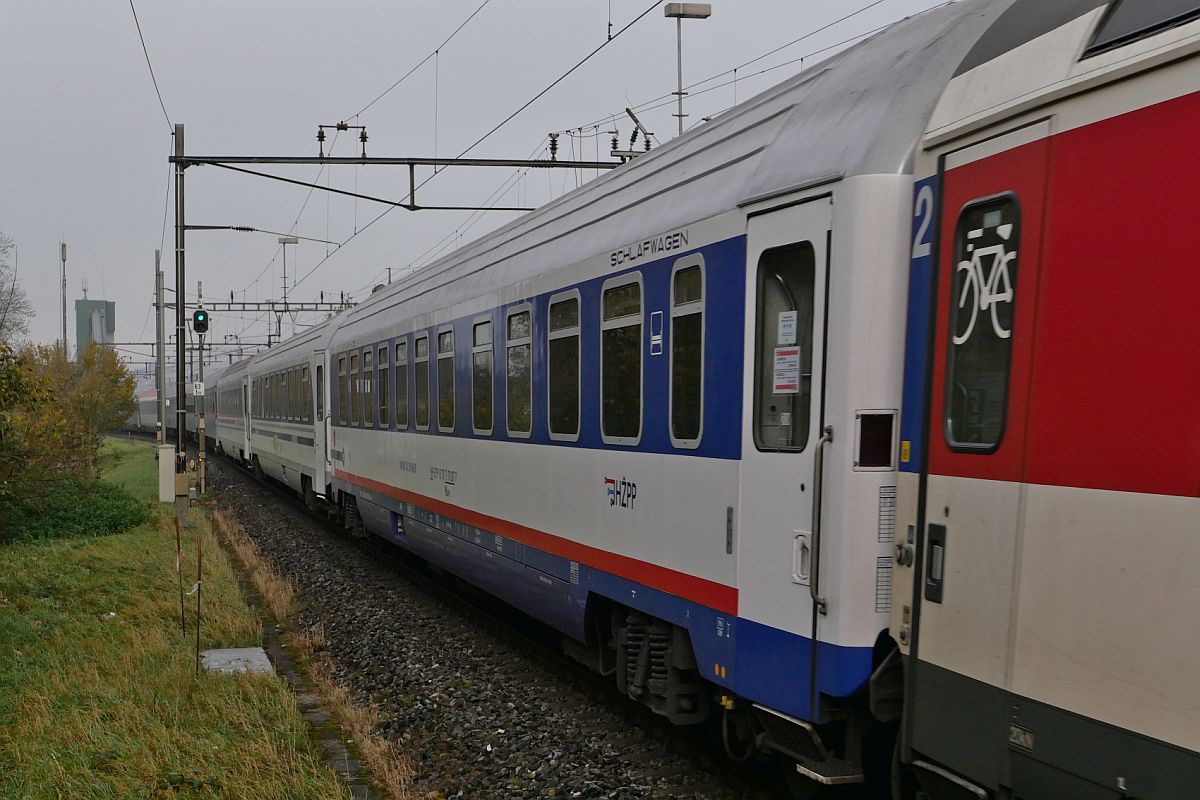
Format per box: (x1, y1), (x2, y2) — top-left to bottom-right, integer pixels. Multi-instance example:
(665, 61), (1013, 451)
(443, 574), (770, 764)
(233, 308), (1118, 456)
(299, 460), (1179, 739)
(201, 647), (274, 675)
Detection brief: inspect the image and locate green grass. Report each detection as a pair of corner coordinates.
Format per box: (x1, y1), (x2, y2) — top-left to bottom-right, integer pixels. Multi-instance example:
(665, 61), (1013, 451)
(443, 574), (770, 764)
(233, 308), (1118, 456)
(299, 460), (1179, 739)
(99, 436), (161, 501)
(0, 438), (350, 799)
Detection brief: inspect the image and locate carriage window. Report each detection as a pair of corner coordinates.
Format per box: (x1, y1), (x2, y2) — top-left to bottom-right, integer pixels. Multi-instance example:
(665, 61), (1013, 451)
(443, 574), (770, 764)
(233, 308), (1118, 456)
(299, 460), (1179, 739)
(671, 260), (704, 446)
(946, 196), (1020, 451)
(438, 329), (455, 432)
(338, 357), (348, 424)
(548, 294), (580, 439)
(415, 335), (430, 430)
(301, 366), (311, 423)
(506, 308), (532, 436)
(350, 354), (360, 425)
(289, 368), (297, 420)
(754, 243), (816, 451)
(602, 279), (642, 443)
(472, 320), (493, 434)
(316, 365), (324, 421)
(396, 341), (409, 428)
(363, 349), (375, 427)
(377, 347), (389, 427)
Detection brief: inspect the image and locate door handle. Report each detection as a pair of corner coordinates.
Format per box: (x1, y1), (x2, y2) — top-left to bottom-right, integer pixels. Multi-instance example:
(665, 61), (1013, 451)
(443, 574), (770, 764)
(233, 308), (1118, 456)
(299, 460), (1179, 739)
(793, 532), (811, 585)
(810, 424), (833, 615)
(925, 523), (946, 604)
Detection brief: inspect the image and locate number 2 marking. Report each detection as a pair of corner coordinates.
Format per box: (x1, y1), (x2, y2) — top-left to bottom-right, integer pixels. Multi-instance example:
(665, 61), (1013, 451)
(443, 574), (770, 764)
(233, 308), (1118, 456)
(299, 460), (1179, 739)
(912, 185), (934, 260)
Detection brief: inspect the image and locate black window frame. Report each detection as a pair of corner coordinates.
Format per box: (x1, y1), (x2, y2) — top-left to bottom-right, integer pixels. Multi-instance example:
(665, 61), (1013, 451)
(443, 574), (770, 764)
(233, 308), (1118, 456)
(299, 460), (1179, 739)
(377, 346), (389, 428)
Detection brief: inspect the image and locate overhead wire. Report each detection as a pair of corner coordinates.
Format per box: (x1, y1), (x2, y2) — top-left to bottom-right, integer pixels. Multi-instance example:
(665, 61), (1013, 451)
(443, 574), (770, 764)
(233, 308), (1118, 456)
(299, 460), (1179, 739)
(351, 0), (496, 119)
(565, 0), (916, 134)
(128, 0), (172, 131)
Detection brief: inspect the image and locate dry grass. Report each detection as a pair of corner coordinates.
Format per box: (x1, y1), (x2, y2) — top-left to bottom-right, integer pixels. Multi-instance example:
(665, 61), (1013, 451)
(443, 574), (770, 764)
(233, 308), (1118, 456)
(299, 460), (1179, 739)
(212, 509), (418, 800)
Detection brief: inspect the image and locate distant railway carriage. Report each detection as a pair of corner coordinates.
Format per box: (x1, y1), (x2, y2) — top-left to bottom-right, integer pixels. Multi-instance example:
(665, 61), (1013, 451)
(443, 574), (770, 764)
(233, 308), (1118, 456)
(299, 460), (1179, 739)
(209, 0), (1200, 794)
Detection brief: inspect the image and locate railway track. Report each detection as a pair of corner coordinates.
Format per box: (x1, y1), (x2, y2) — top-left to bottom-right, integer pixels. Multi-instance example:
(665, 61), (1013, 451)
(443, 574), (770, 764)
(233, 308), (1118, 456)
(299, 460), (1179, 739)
(204, 452), (805, 800)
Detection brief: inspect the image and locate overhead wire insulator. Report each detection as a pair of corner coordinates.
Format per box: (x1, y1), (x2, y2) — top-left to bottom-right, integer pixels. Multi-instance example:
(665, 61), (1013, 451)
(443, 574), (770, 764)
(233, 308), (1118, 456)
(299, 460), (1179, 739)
(317, 128), (326, 157)
(360, 128), (368, 157)
(548, 133), (559, 161)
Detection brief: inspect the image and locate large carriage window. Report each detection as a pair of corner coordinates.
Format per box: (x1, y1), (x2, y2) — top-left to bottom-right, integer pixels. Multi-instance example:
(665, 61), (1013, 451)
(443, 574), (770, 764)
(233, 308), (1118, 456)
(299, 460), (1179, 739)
(377, 347), (389, 427)
(506, 308), (532, 436)
(946, 196), (1019, 451)
(415, 335), (430, 430)
(548, 295), (580, 439)
(363, 349), (375, 427)
(671, 260), (703, 446)
(350, 354), (360, 425)
(437, 330), (455, 432)
(754, 243), (815, 451)
(396, 341), (409, 428)
(472, 320), (493, 434)
(601, 279), (642, 443)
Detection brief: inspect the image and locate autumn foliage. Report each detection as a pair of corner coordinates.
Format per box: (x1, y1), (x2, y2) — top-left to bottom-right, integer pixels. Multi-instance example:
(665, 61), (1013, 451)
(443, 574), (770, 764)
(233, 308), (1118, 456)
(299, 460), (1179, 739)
(0, 342), (137, 535)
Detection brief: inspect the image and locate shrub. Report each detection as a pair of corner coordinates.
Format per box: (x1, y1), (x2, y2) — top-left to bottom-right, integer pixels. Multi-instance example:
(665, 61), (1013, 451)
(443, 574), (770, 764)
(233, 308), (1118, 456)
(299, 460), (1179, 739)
(0, 478), (151, 543)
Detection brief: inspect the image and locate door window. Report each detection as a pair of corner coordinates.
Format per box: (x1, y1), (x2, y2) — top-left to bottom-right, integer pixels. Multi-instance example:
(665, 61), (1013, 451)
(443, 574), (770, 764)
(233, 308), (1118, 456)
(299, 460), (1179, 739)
(945, 195), (1020, 451)
(754, 243), (816, 451)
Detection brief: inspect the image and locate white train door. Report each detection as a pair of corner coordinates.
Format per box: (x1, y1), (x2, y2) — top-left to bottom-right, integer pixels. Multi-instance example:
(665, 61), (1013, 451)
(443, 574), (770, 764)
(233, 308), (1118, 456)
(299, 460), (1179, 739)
(906, 123), (1050, 787)
(738, 196), (833, 715)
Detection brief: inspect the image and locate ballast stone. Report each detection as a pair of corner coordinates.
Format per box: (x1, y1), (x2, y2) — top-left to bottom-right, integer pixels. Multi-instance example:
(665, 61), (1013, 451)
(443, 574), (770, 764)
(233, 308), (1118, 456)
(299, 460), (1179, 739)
(200, 647), (274, 675)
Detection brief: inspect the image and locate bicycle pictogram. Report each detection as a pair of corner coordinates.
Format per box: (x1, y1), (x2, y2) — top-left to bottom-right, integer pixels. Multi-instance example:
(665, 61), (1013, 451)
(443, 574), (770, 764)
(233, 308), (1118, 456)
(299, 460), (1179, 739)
(954, 223), (1016, 345)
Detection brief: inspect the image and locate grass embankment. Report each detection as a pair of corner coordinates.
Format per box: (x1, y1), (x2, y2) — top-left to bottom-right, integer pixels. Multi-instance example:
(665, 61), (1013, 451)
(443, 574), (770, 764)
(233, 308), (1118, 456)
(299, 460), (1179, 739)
(0, 437), (350, 799)
(214, 509), (417, 799)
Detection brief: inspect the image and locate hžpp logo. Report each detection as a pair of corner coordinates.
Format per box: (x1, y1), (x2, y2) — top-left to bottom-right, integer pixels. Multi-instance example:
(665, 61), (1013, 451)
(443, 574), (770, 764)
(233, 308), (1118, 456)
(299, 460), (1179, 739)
(605, 476), (637, 509)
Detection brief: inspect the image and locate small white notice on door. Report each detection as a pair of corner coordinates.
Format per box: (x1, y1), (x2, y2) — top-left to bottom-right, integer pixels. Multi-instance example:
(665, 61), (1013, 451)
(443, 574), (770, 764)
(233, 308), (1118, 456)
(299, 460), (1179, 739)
(777, 310), (797, 346)
(773, 346), (801, 394)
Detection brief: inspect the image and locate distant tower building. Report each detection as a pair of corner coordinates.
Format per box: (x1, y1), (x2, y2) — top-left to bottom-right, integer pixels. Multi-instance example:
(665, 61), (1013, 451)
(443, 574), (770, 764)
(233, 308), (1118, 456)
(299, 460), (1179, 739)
(75, 282), (115, 359)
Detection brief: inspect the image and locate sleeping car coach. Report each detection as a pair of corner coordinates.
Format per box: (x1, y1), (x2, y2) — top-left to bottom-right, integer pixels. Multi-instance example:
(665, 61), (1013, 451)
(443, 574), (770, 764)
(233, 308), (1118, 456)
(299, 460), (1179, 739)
(213, 0), (1200, 796)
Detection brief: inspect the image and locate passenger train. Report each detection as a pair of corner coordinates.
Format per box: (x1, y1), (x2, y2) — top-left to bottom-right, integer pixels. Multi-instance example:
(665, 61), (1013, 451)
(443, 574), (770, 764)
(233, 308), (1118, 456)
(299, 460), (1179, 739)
(198, 1), (1200, 796)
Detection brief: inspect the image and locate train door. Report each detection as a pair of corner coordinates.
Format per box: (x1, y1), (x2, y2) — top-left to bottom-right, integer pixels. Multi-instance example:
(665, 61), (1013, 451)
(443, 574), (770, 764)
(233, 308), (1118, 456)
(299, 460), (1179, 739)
(313, 350), (329, 496)
(905, 122), (1050, 790)
(738, 196), (832, 719)
(241, 376), (250, 460)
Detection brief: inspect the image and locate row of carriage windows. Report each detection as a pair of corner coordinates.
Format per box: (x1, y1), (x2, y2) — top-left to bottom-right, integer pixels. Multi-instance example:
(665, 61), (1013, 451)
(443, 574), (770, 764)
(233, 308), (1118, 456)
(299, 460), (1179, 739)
(334, 263), (705, 446)
(252, 365), (312, 423)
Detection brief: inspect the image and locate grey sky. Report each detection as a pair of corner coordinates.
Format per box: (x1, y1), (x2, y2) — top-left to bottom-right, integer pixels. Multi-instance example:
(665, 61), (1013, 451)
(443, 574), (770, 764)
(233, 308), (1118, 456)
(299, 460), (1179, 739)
(0, 0), (948, 376)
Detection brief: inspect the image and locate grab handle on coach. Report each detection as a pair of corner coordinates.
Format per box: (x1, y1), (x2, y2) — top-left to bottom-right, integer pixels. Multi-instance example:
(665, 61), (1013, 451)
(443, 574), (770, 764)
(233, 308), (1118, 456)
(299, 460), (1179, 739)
(810, 424), (834, 616)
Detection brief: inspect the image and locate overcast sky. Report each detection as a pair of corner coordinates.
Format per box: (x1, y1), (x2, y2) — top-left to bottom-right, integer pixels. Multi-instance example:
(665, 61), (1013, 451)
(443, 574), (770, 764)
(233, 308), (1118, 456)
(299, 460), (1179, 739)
(0, 0), (949, 378)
